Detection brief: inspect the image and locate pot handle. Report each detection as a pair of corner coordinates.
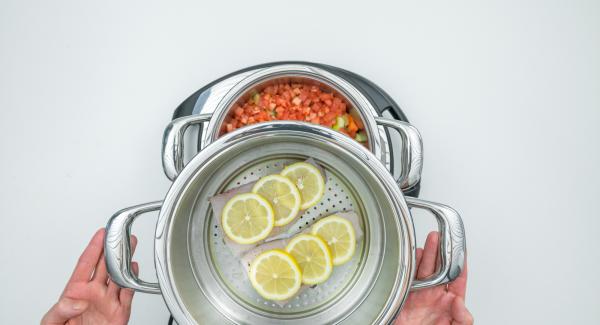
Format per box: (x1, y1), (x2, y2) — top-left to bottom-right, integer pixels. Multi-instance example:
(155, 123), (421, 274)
(105, 201), (163, 294)
(374, 117), (423, 192)
(405, 197), (466, 290)
(162, 114), (212, 181)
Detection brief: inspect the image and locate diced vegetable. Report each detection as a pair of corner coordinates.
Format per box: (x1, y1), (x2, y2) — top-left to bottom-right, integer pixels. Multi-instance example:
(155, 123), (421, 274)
(332, 116), (346, 130)
(221, 82), (367, 145)
(355, 132), (368, 142)
(347, 115), (358, 134)
(341, 114), (349, 126)
(252, 92), (260, 105)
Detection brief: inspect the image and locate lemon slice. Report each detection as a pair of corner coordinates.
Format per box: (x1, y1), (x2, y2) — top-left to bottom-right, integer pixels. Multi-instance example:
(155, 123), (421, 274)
(249, 249), (302, 301)
(252, 175), (301, 226)
(285, 234), (333, 285)
(221, 193), (275, 244)
(311, 215), (356, 265)
(281, 162), (325, 210)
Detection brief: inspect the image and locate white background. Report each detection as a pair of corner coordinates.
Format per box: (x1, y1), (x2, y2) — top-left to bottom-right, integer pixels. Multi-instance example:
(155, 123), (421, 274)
(1, 1), (599, 324)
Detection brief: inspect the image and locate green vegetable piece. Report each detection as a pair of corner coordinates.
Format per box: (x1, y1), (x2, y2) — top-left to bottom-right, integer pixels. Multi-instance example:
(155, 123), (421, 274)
(342, 114), (349, 126)
(355, 132), (368, 142)
(252, 93), (260, 105)
(332, 116), (346, 130)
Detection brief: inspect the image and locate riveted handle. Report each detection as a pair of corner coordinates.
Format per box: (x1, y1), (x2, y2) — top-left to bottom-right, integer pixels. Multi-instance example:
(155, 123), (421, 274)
(162, 114), (212, 181)
(105, 201), (163, 294)
(374, 117), (423, 192)
(405, 197), (466, 290)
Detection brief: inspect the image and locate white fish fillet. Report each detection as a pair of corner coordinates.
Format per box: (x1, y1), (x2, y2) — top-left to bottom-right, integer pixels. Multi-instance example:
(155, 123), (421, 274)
(240, 211), (363, 306)
(209, 158), (326, 257)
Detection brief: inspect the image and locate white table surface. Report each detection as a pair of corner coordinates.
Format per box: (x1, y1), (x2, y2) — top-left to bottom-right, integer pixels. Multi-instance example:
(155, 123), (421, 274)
(1, 1), (599, 324)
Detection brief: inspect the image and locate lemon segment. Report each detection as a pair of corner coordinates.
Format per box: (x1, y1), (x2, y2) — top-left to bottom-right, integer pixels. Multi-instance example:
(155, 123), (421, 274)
(252, 175), (301, 226)
(249, 249), (302, 301)
(285, 234), (333, 285)
(281, 162), (325, 210)
(221, 193), (275, 244)
(311, 215), (356, 265)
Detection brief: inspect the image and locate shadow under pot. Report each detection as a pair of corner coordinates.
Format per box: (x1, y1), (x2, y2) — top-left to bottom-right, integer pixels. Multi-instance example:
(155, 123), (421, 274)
(106, 121), (465, 325)
(161, 64), (423, 193)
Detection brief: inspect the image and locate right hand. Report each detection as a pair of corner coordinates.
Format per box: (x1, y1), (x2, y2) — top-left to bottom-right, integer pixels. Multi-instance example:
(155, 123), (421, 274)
(41, 229), (139, 325)
(395, 232), (473, 325)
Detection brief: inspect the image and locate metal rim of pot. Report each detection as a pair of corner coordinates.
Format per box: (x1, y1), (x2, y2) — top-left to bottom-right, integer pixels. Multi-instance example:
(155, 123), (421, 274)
(105, 121), (465, 325)
(161, 64), (422, 192)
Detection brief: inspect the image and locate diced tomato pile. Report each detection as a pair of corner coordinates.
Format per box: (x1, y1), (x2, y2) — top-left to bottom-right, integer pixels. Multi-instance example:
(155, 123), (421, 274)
(221, 83), (367, 142)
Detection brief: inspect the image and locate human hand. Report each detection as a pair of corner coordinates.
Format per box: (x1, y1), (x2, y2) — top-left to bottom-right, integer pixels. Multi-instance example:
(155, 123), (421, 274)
(395, 232), (473, 325)
(41, 229), (138, 325)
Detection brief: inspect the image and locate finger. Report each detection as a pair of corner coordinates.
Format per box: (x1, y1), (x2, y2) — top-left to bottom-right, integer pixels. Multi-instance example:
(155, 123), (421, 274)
(107, 236), (138, 299)
(69, 229), (105, 283)
(41, 297), (89, 325)
(92, 254), (108, 285)
(448, 254), (468, 298)
(451, 297), (473, 325)
(415, 248), (424, 272)
(417, 231), (439, 280)
(107, 277), (121, 301)
(119, 262), (138, 307)
(95, 235), (138, 285)
(130, 235), (138, 254)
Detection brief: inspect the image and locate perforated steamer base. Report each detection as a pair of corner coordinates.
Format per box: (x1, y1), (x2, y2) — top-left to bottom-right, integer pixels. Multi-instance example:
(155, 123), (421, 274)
(205, 157), (367, 314)
(160, 125), (414, 325)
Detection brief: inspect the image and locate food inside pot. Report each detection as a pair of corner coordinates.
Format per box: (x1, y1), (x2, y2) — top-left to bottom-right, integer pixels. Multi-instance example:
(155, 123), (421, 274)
(221, 82), (368, 143)
(210, 159), (362, 302)
(245, 213), (360, 302)
(209, 159), (327, 257)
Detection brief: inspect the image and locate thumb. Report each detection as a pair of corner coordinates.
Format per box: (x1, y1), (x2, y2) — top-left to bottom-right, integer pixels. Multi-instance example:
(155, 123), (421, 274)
(41, 297), (89, 325)
(451, 297), (474, 325)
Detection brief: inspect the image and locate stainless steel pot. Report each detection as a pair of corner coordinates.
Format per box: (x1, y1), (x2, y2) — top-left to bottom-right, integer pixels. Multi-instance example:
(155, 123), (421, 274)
(162, 64), (423, 193)
(106, 121), (465, 325)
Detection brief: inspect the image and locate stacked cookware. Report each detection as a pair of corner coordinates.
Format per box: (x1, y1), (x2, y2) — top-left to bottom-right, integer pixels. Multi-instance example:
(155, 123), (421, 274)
(105, 62), (466, 325)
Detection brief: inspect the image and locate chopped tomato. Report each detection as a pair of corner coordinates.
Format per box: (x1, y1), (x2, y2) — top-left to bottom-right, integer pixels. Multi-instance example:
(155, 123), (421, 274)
(234, 106), (243, 116)
(220, 82), (367, 144)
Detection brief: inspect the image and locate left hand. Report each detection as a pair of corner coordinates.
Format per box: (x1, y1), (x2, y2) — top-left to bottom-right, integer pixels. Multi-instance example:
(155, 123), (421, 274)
(395, 232), (473, 325)
(41, 229), (138, 325)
